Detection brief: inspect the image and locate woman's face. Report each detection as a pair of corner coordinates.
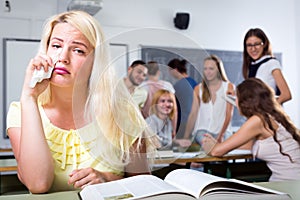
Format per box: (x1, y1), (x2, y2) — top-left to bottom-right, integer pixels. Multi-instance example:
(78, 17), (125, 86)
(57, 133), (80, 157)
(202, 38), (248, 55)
(156, 93), (174, 116)
(203, 59), (219, 82)
(246, 36), (264, 61)
(47, 23), (94, 88)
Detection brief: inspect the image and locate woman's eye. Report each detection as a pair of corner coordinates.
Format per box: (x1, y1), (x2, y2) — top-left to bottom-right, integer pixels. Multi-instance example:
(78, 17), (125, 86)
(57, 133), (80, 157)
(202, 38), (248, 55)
(52, 44), (61, 49)
(74, 48), (85, 55)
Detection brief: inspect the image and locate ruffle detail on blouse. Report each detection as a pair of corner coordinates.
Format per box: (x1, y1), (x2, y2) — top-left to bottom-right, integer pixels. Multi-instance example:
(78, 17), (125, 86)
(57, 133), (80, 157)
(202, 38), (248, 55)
(45, 125), (94, 170)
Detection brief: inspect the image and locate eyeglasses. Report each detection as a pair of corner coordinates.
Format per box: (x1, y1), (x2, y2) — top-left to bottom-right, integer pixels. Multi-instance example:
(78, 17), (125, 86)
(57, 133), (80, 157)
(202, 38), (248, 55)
(246, 42), (264, 49)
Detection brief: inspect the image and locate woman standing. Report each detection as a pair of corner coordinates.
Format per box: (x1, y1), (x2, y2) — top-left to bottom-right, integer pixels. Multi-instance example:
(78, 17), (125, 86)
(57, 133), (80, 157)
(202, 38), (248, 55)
(242, 28), (291, 104)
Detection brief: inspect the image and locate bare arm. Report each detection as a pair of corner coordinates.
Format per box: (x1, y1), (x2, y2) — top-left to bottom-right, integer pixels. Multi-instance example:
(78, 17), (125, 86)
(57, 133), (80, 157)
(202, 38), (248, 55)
(216, 83), (235, 142)
(216, 102), (234, 142)
(202, 115), (264, 157)
(272, 69), (291, 104)
(124, 138), (151, 177)
(183, 85), (200, 139)
(8, 56), (55, 193)
(68, 138), (150, 189)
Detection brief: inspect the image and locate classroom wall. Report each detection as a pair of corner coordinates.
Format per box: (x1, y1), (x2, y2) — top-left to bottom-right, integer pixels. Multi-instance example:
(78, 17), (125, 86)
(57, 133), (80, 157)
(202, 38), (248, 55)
(94, 0), (300, 126)
(0, 0), (299, 147)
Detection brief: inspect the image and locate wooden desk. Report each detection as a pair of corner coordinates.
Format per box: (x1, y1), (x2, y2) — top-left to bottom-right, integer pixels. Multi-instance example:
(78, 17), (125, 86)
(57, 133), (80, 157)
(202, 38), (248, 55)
(0, 159), (17, 173)
(154, 150), (253, 165)
(0, 149), (12, 153)
(0, 180), (299, 199)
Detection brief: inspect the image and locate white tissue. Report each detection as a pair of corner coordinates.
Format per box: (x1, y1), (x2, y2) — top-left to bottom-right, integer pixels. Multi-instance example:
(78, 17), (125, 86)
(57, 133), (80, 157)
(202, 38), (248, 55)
(29, 49), (61, 88)
(29, 67), (54, 88)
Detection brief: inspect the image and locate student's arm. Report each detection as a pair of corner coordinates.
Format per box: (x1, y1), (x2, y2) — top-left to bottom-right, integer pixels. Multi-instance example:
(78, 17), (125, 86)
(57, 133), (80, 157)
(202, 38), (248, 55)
(9, 102), (54, 194)
(216, 101), (234, 142)
(202, 115), (264, 157)
(183, 85), (200, 139)
(124, 138), (150, 176)
(216, 82), (235, 142)
(8, 57), (55, 194)
(68, 138), (149, 189)
(272, 69), (292, 104)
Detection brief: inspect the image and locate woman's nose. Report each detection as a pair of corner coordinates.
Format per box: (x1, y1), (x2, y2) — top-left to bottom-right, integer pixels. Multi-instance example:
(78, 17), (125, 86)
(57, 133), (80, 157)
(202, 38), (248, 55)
(57, 48), (69, 64)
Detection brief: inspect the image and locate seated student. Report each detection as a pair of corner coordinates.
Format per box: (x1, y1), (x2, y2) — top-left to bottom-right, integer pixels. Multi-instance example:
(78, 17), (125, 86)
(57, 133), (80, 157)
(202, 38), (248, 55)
(140, 61), (175, 118)
(202, 78), (300, 181)
(6, 10), (157, 193)
(145, 89), (191, 150)
(123, 60), (148, 111)
(140, 61), (177, 138)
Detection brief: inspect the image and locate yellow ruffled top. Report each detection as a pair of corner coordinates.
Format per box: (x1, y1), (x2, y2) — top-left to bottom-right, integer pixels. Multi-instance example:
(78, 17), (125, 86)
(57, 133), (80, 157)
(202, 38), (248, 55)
(6, 101), (127, 192)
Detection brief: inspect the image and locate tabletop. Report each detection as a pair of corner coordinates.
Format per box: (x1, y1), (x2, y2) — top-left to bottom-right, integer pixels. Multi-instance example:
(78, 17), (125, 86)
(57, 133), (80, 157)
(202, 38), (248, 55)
(0, 159), (17, 172)
(154, 149), (253, 165)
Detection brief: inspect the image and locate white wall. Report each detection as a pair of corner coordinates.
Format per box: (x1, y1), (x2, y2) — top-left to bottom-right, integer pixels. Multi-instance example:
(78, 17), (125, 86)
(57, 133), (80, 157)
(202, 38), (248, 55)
(94, 0), (299, 126)
(0, 0), (299, 147)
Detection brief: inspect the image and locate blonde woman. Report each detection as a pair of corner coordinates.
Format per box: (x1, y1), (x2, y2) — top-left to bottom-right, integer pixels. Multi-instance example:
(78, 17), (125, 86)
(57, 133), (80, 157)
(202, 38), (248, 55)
(6, 11), (156, 193)
(184, 55), (234, 143)
(146, 89), (191, 150)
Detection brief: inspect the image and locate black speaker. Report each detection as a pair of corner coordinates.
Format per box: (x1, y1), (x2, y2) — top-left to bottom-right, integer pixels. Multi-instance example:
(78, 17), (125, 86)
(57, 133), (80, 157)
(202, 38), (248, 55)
(174, 12), (190, 30)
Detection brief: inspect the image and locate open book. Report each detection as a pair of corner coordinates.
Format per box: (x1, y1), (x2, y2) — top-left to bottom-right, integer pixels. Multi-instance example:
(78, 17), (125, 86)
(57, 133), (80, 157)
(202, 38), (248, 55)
(78, 169), (291, 200)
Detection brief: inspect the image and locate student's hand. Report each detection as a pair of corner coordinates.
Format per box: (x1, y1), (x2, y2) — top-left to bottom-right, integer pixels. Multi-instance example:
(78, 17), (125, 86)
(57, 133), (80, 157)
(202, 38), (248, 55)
(22, 54), (54, 99)
(68, 168), (121, 189)
(202, 134), (217, 155)
(175, 139), (192, 147)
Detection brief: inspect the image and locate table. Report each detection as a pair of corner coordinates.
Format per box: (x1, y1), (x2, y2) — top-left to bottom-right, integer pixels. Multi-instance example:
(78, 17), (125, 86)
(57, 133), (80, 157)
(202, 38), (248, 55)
(154, 150), (253, 165)
(0, 180), (298, 199)
(0, 149), (12, 153)
(0, 149), (14, 160)
(0, 150), (253, 172)
(152, 150), (254, 180)
(0, 159), (17, 173)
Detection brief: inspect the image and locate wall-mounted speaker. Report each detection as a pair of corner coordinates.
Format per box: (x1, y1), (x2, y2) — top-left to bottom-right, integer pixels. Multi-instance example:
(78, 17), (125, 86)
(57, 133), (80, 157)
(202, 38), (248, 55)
(174, 12), (190, 30)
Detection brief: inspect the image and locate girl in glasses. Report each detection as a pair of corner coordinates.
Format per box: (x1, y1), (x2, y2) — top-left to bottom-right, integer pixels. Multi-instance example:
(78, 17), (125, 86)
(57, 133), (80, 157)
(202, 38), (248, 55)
(242, 28), (291, 105)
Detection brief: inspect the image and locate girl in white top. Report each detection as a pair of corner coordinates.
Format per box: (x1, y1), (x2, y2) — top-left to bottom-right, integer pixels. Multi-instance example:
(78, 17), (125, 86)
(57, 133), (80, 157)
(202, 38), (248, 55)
(242, 28), (291, 104)
(184, 55), (234, 143)
(202, 78), (300, 181)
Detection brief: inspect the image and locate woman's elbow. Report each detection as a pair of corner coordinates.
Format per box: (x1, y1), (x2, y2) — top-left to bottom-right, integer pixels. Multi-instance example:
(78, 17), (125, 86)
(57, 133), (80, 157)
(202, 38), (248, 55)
(27, 180), (52, 194)
(210, 147), (226, 157)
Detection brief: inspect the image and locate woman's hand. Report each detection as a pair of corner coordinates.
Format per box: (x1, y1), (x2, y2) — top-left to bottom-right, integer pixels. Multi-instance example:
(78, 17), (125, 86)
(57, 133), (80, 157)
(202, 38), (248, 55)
(174, 139), (192, 147)
(21, 54), (54, 100)
(68, 168), (122, 189)
(202, 134), (217, 155)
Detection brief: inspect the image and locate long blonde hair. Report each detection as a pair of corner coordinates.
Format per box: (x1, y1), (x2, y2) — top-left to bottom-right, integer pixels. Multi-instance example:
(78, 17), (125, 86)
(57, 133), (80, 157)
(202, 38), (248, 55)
(38, 10), (156, 170)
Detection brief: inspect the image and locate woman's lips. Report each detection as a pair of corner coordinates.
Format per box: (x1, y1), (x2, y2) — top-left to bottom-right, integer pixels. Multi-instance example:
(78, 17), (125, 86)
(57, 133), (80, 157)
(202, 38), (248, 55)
(53, 67), (70, 75)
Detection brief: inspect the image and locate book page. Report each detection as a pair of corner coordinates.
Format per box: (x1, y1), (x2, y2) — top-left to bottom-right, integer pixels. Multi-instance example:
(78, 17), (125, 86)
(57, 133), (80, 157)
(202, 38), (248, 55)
(164, 169), (284, 198)
(164, 169), (225, 198)
(79, 174), (192, 200)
